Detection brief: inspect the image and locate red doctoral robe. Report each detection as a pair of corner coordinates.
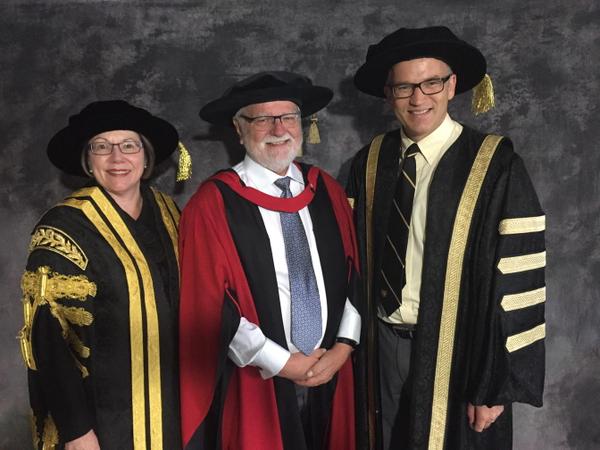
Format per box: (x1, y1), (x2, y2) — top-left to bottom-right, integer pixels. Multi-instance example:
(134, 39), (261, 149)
(179, 164), (359, 450)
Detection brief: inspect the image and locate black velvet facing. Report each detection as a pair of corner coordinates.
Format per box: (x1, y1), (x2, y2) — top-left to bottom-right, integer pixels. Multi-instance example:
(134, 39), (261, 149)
(214, 166), (348, 450)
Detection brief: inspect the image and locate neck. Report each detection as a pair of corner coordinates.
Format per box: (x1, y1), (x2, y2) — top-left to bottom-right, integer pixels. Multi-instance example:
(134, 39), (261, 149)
(108, 188), (143, 219)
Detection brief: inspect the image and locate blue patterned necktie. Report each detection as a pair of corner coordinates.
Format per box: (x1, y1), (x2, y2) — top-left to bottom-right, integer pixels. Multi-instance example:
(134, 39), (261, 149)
(274, 177), (322, 355)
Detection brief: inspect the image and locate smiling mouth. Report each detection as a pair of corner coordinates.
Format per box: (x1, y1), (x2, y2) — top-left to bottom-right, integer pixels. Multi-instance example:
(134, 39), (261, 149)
(409, 108), (432, 116)
(266, 139), (291, 146)
(107, 169), (131, 175)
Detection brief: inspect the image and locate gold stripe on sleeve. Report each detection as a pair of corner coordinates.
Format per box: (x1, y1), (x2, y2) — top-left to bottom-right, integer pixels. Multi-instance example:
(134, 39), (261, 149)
(501, 286), (546, 311)
(428, 135), (503, 450)
(498, 215), (545, 235)
(497, 251), (546, 274)
(506, 323), (546, 352)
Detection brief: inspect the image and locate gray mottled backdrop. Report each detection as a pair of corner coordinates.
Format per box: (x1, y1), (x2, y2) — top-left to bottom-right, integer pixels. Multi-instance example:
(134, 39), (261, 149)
(1, 1), (598, 449)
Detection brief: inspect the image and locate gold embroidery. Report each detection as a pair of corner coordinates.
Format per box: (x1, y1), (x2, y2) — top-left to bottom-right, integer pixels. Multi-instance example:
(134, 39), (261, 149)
(55, 304), (94, 327)
(21, 269), (97, 302)
(41, 414), (59, 450)
(498, 251), (546, 274)
(347, 197), (355, 209)
(29, 226), (88, 270)
(66, 326), (91, 358)
(501, 286), (546, 311)
(30, 410), (40, 449)
(506, 323), (546, 352)
(428, 135), (503, 450)
(66, 186), (164, 450)
(498, 215), (545, 235)
(152, 188), (180, 270)
(18, 266), (96, 375)
(365, 133), (384, 450)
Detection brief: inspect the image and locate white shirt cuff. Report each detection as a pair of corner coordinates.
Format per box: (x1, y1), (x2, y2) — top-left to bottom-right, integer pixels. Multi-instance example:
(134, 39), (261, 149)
(227, 317), (291, 379)
(337, 299), (361, 344)
(254, 339), (291, 379)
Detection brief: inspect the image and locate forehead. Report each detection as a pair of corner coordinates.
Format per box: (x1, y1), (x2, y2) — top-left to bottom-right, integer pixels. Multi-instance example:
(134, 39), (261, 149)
(388, 58), (452, 82)
(90, 129), (140, 141)
(242, 100), (300, 116)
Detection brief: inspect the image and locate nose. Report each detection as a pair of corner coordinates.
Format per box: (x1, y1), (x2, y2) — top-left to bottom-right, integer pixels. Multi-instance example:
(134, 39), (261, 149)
(409, 86), (426, 104)
(107, 144), (125, 161)
(271, 117), (288, 136)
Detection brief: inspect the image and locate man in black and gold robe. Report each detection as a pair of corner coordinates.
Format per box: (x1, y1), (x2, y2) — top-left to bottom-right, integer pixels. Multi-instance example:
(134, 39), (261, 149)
(347, 26), (546, 450)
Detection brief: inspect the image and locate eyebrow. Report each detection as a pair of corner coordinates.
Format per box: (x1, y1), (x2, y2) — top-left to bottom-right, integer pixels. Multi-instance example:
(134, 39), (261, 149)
(392, 75), (447, 85)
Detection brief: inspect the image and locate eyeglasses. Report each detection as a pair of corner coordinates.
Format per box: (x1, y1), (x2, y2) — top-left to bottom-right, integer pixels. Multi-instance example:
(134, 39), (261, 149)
(387, 73), (454, 99)
(88, 139), (143, 155)
(238, 112), (301, 131)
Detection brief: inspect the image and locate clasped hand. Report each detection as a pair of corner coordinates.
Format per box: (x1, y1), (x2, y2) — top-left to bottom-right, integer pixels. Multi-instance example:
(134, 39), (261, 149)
(278, 342), (353, 387)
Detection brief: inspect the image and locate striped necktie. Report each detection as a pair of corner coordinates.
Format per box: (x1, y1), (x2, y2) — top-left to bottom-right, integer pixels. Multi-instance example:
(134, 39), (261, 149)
(379, 143), (420, 316)
(274, 177), (322, 355)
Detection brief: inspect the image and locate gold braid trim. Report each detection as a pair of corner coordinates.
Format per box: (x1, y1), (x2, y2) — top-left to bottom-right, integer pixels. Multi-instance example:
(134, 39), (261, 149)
(18, 266), (96, 376)
(428, 135), (503, 450)
(66, 327), (91, 358)
(501, 286), (546, 312)
(30, 410), (40, 449)
(54, 304), (94, 327)
(497, 250), (546, 274)
(365, 133), (384, 450)
(29, 226), (88, 270)
(505, 323), (546, 353)
(152, 188), (180, 270)
(41, 414), (59, 450)
(498, 215), (545, 235)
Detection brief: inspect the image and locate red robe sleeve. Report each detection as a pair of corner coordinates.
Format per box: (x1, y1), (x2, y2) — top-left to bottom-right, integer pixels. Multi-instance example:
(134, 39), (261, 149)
(179, 181), (233, 446)
(179, 180), (284, 450)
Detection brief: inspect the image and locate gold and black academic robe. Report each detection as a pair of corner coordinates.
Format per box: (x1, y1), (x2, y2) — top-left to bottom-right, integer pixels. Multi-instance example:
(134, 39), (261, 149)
(347, 126), (546, 450)
(19, 184), (181, 449)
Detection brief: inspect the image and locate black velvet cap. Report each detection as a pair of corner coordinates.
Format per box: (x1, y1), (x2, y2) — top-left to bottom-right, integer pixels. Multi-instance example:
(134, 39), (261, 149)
(47, 100), (179, 176)
(199, 71), (333, 125)
(354, 26), (487, 98)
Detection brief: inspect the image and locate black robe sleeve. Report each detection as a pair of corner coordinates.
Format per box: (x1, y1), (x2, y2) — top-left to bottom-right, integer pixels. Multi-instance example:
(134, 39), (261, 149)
(468, 153), (546, 408)
(21, 213), (96, 447)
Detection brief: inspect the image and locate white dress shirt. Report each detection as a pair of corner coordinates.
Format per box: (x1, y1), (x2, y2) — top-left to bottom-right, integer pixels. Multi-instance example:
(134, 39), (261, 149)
(227, 156), (361, 378)
(383, 114), (463, 325)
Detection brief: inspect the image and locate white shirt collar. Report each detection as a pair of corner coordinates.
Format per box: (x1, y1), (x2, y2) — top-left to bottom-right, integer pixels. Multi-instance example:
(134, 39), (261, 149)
(401, 114), (457, 164)
(236, 155), (305, 196)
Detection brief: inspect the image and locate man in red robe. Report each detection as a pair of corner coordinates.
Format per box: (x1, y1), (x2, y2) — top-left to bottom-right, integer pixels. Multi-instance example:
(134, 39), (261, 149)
(179, 71), (361, 450)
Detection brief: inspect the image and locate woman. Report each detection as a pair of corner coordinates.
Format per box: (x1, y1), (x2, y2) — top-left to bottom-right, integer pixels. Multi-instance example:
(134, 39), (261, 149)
(19, 100), (182, 449)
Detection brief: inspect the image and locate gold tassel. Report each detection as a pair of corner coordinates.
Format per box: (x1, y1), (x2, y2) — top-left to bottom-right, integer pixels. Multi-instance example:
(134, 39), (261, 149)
(42, 415), (59, 449)
(471, 74), (495, 115)
(176, 141), (192, 181)
(308, 114), (321, 144)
